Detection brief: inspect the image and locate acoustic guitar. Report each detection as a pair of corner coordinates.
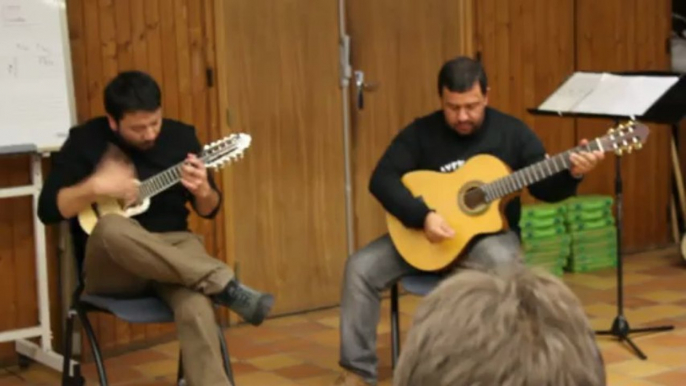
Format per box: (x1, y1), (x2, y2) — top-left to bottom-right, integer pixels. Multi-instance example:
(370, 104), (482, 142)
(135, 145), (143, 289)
(385, 121), (649, 272)
(78, 133), (251, 234)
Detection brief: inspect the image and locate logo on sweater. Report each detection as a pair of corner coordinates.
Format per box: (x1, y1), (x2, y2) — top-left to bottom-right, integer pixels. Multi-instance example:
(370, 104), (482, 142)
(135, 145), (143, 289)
(439, 159), (465, 173)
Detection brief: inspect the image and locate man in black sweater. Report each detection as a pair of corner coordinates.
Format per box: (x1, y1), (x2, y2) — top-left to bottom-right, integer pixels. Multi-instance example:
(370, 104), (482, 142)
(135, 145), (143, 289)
(38, 71), (273, 386)
(332, 57), (604, 386)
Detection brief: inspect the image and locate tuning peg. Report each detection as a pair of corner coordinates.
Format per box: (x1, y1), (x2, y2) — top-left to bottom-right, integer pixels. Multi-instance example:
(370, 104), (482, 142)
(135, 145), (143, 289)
(608, 127), (616, 135)
(615, 148), (623, 156)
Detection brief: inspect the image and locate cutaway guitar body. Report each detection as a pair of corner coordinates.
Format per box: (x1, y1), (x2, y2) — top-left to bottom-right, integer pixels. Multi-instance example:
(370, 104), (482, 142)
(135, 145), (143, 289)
(386, 154), (511, 272)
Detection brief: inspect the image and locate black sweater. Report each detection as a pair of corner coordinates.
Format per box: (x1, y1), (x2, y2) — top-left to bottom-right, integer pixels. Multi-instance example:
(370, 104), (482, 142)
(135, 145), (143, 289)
(369, 107), (581, 235)
(38, 117), (221, 232)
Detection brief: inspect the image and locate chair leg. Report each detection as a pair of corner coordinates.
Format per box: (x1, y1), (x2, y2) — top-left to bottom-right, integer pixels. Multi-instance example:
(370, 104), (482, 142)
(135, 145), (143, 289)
(77, 308), (108, 386)
(61, 309), (85, 386)
(177, 351), (185, 386)
(217, 324), (235, 385)
(391, 283), (400, 369)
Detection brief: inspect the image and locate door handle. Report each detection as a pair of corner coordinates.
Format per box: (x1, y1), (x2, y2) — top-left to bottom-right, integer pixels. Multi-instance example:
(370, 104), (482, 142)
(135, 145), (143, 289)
(354, 70), (379, 110)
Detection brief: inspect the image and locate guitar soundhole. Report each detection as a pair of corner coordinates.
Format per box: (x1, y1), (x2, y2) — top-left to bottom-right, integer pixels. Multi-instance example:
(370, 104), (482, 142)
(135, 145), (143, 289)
(464, 187), (486, 209)
(457, 181), (488, 215)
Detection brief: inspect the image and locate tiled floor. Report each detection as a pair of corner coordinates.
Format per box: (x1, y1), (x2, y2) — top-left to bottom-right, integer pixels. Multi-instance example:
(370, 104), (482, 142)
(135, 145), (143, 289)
(1, 247), (686, 385)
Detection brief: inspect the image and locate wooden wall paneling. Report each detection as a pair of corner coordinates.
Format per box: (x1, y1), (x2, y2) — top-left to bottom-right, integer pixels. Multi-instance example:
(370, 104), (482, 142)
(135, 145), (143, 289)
(475, 0), (577, 206)
(346, 0), (475, 249)
(0, 162), (16, 362)
(575, 0), (672, 252)
(0, 158), (29, 361)
(217, 0), (349, 315)
(0, 157), (63, 366)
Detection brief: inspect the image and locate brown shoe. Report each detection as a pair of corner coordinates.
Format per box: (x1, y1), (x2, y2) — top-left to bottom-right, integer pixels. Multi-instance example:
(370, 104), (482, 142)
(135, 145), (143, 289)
(331, 370), (372, 386)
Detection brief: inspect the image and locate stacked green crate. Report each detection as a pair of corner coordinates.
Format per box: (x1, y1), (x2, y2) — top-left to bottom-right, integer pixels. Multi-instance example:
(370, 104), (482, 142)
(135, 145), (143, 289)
(519, 202), (570, 277)
(563, 195), (618, 273)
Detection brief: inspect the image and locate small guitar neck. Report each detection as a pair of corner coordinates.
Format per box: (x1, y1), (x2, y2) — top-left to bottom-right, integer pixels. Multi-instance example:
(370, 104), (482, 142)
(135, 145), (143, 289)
(133, 133), (251, 200)
(138, 161), (187, 200)
(482, 141), (601, 202)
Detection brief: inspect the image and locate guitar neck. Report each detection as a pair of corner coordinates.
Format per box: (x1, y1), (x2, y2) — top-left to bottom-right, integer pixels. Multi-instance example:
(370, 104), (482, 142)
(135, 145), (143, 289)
(482, 140), (600, 202)
(138, 162), (186, 200)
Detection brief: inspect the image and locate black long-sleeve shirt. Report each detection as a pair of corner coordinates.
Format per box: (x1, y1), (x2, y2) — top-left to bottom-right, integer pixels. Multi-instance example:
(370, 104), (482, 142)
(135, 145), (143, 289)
(38, 116), (222, 232)
(369, 107), (581, 236)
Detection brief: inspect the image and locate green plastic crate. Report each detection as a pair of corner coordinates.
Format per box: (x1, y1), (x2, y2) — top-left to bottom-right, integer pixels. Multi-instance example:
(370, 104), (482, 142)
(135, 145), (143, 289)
(571, 239), (617, 254)
(521, 224), (567, 240)
(566, 258), (617, 273)
(565, 208), (614, 223)
(571, 226), (617, 244)
(567, 217), (616, 232)
(520, 216), (566, 230)
(564, 195), (614, 212)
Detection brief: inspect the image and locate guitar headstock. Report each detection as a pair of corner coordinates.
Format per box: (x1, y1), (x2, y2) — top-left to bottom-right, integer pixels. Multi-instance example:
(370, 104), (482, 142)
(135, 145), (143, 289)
(597, 120), (650, 156)
(200, 133), (252, 169)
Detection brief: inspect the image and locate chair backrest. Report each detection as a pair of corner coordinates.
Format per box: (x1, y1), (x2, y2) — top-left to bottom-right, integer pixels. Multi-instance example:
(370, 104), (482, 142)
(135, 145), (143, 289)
(67, 218), (88, 291)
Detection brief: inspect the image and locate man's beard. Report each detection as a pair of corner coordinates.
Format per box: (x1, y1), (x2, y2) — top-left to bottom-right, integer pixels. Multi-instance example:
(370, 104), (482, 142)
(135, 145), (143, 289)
(454, 121), (480, 135)
(113, 128), (154, 152)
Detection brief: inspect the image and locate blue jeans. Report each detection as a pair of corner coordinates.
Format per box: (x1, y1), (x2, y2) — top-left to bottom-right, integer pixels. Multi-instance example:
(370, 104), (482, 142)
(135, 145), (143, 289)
(337, 231), (522, 385)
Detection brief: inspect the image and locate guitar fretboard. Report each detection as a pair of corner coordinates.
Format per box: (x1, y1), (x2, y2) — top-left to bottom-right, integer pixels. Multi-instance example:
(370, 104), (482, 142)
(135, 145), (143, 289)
(138, 161), (188, 199)
(482, 140), (600, 202)
(134, 138), (244, 200)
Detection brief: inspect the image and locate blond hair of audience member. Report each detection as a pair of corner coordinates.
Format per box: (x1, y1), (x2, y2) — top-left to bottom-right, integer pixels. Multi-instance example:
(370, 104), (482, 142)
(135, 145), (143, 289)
(393, 266), (606, 386)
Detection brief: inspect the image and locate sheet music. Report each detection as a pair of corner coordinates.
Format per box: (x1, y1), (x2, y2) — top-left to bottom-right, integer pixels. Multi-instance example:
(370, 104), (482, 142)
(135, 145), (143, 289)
(538, 72), (679, 116)
(538, 72), (603, 112)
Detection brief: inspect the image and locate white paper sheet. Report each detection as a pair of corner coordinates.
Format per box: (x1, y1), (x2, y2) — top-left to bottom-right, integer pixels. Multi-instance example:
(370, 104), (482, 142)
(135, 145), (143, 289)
(0, 0), (73, 152)
(537, 72), (679, 116)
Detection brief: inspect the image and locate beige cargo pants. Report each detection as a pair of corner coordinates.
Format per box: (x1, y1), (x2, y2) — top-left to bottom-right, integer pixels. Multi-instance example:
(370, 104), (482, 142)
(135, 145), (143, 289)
(83, 214), (234, 386)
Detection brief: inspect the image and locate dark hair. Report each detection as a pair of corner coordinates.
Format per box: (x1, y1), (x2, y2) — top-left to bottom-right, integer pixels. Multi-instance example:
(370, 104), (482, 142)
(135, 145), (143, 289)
(437, 56), (488, 96)
(104, 70), (162, 122)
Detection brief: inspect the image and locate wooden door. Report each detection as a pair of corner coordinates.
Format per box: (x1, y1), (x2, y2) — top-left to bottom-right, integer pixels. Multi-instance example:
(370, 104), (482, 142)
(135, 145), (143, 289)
(345, 0), (475, 249)
(216, 0), (349, 315)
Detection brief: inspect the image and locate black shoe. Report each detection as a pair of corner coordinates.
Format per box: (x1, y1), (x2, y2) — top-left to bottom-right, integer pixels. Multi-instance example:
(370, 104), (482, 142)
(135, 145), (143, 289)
(212, 280), (274, 326)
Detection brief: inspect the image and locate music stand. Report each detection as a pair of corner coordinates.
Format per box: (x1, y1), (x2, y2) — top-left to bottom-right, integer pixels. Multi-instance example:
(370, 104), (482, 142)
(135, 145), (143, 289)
(528, 70), (686, 360)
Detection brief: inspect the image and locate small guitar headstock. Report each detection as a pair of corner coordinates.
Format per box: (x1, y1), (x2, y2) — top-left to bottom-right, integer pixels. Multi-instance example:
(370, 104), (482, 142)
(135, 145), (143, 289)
(598, 120), (649, 156)
(200, 133), (252, 169)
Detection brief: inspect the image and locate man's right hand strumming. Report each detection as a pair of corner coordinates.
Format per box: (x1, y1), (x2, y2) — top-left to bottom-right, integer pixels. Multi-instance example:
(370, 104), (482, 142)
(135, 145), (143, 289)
(90, 156), (139, 205)
(56, 148), (138, 219)
(423, 211), (455, 243)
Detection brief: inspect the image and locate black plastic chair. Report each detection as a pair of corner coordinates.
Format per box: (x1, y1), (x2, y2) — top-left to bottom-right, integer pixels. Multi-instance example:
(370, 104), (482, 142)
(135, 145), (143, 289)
(61, 219), (235, 386)
(390, 274), (443, 369)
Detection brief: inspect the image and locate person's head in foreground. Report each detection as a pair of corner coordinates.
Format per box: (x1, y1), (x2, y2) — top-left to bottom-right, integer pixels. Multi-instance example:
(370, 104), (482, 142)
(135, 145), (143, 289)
(393, 265), (606, 386)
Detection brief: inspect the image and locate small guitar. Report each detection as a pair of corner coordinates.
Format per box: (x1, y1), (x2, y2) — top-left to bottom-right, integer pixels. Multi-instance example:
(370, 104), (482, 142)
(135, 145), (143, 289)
(78, 133), (251, 234)
(385, 121), (649, 272)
